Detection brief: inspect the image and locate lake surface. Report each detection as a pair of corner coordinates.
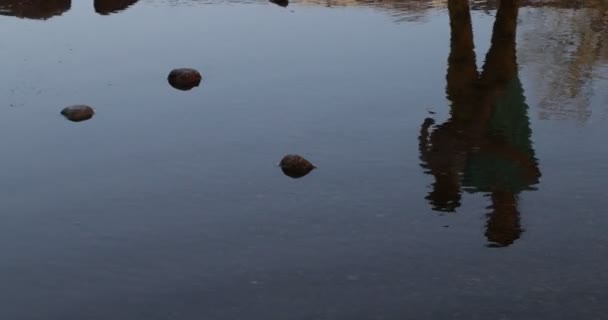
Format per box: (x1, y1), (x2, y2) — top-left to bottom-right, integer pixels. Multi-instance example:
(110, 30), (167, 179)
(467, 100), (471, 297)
(1, 0), (608, 319)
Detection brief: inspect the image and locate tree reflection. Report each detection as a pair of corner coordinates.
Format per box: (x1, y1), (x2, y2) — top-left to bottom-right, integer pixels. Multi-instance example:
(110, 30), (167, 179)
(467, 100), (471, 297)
(0, 0), (70, 20)
(94, 0), (140, 15)
(419, 0), (541, 247)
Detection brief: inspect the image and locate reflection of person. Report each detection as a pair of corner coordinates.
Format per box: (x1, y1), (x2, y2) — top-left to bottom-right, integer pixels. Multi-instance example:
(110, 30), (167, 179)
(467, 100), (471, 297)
(418, 0), (540, 247)
(94, 0), (140, 15)
(0, 0), (71, 20)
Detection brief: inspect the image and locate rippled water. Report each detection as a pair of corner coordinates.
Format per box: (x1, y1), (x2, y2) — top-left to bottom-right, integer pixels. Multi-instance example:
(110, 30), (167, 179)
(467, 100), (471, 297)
(1, 1), (607, 319)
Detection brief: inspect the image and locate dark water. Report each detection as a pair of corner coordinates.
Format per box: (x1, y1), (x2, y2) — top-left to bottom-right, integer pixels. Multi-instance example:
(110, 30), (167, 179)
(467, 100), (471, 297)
(1, 0), (608, 319)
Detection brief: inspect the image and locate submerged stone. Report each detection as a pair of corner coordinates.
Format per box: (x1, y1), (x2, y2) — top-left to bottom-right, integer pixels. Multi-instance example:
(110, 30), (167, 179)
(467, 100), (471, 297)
(279, 154), (316, 178)
(60, 105), (95, 122)
(168, 68), (202, 91)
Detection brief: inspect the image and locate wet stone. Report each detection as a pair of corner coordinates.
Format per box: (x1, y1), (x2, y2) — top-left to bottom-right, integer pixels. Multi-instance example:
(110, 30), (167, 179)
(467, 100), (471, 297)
(279, 154), (316, 178)
(167, 68), (202, 91)
(60, 105), (95, 122)
(269, 0), (289, 7)
(95, 0), (140, 15)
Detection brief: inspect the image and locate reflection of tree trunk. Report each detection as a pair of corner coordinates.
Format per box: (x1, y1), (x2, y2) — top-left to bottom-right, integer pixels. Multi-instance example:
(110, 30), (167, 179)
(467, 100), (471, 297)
(472, 0), (520, 140)
(446, 0), (478, 119)
(479, 1), (528, 247)
(416, 0), (479, 212)
(479, 0), (519, 90)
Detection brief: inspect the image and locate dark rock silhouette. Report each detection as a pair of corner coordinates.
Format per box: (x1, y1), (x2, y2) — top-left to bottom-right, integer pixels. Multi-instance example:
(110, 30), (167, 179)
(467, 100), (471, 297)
(279, 155), (316, 178)
(94, 0), (139, 15)
(167, 68), (202, 91)
(0, 0), (71, 20)
(269, 0), (289, 7)
(61, 105), (95, 122)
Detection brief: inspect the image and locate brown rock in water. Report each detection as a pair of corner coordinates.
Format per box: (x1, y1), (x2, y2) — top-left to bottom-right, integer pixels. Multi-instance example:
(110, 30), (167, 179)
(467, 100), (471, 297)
(168, 68), (202, 91)
(61, 105), (95, 122)
(279, 154), (316, 178)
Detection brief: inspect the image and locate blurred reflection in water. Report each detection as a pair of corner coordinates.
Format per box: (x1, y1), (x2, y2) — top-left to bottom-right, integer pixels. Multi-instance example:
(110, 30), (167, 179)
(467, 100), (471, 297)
(296, 0), (444, 22)
(0, 0), (70, 20)
(419, 0), (541, 247)
(518, 1), (608, 121)
(94, 0), (140, 15)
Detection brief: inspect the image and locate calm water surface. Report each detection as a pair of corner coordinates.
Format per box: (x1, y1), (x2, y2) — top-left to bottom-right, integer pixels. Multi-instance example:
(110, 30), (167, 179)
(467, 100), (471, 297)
(1, 0), (608, 319)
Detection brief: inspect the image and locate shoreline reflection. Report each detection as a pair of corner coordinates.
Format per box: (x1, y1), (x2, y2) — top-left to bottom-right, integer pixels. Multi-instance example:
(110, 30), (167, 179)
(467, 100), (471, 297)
(0, 0), (70, 20)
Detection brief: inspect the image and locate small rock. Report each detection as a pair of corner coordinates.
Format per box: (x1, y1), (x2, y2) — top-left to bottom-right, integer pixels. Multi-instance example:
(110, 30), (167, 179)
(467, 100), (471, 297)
(168, 68), (202, 91)
(60, 105), (95, 122)
(95, 0), (139, 15)
(269, 0), (289, 7)
(279, 154), (316, 178)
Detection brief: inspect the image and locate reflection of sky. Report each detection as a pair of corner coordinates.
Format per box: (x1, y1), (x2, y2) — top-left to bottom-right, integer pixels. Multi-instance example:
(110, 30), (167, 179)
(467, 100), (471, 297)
(1, 2), (455, 110)
(1, 2), (608, 319)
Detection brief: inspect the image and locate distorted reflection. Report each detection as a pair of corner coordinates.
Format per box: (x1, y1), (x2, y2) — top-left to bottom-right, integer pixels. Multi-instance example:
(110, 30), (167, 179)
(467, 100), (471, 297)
(94, 0), (140, 15)
(0, 0), (70, 20)
(297, 0), (446, 22)
(419, 0), (540, 247)
(518, 1), (608, 121)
